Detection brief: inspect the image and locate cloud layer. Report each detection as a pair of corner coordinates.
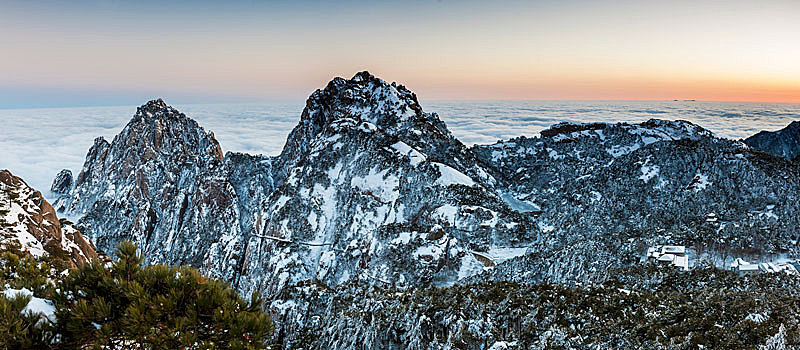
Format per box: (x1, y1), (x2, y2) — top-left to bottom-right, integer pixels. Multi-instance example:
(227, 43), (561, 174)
(1, 100), (798, 194)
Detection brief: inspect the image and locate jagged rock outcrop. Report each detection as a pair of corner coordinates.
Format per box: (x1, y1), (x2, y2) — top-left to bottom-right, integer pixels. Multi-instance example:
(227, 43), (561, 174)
(1, 169), (97, 267)
(54, 75), (536, 299)
(51, 169), (73, 196)
(53, 98), (250, 283)
(745, 120), (800, 161)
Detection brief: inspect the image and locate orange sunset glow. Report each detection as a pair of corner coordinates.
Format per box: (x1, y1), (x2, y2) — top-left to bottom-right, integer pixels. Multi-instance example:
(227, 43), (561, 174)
(1, 0), (798, 107)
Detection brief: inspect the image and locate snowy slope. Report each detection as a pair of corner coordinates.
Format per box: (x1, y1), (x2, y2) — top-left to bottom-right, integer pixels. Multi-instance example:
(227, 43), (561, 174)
(1, 169), (97, 267)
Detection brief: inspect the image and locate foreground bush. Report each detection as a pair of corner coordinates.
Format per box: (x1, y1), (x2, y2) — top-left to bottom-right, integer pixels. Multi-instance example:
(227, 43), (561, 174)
(0, 243), (58, 349)
(1, 241), (274, 349)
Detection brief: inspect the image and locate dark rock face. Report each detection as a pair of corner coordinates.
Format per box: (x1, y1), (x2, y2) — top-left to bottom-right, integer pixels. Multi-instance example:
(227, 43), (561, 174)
(50, 169), (73, 196)
(745, 121), (800, 161)
(1, 169), (98, 268)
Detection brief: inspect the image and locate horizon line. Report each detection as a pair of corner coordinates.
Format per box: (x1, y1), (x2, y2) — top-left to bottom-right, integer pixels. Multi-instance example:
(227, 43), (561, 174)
(3, 98), (800, 111)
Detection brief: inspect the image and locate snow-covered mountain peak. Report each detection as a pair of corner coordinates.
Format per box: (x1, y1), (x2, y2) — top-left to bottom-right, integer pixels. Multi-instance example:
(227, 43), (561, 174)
(312, 70), (425, 130)
(55, 99), (226, 221)
(138, 98), (169, 114)
(123, 98), (224, 162)
(280, 72), (453, 163)
(50, 75), (538, 298)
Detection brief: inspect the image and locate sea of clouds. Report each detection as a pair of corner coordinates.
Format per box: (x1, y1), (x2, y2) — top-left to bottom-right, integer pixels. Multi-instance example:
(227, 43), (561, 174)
(1, 100), (799, 193)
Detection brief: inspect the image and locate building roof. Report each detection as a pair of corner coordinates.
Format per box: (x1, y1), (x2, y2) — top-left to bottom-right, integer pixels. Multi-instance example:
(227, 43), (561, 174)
(738, 264), (760, 271)
(646, 247), (659, 258)
(781, 264), (798, 274)
(759, 263), (775, 273)
(768, 263), (781, 272)
(661, 246), (685, 255)
(657, 254), (675, 262)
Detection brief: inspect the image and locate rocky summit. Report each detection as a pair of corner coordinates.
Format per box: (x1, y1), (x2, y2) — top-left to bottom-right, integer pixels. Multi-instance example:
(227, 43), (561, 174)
(52, 73), (537, 299)
(745, 120), (800, 161)
(50, 72), (800, 348)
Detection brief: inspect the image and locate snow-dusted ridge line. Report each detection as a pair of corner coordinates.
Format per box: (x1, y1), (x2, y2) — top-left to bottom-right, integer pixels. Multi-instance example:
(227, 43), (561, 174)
(38, 71), (800, 348)
(48, 72), (800, 325)
(51, 71), (539, 300)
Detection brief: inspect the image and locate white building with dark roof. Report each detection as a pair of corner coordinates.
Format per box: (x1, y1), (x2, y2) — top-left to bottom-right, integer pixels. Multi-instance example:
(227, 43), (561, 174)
(646, 245), (689, 271)
(731, 258), (799, 276)
(731, 258), (760, 275)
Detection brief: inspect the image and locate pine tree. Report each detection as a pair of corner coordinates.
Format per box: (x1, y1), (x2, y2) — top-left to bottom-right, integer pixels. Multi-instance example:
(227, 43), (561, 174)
(51, 241), (274, 349)
(0, 243), (57, 349)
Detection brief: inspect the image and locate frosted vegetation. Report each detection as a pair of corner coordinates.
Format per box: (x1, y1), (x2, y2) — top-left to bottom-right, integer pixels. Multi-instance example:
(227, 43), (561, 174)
(0, 241), (273, 348)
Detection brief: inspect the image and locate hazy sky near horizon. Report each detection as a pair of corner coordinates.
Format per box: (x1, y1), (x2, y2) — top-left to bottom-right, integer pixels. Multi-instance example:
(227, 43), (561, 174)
(1, 0), (799, 108)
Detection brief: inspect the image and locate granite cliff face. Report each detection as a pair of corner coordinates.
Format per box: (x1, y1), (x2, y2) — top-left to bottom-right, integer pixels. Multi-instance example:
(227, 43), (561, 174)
(53, 99), (253, 284)
(1, 169), (97, 268)
(50, 169), (74, 195)
(745, 120), (800, 161)
(240, 71), (535, 295)
(54, 73), (536, 298)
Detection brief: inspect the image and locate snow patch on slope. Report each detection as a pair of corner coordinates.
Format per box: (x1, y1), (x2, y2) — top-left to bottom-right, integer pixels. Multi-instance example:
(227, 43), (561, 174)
(350, 168), (400, 203)
(1, 288), (57, 325)
(390, 141), (426, 166)
(433, 163), (475, 187)
(639, 163), (660, 182)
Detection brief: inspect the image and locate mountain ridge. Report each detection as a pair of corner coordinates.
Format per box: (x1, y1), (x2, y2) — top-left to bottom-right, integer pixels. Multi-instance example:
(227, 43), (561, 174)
(53, 72), (800, 290)
(745, 120), (800, 161)
(52, 72), (537, 298)
(48, 72), (800, 347)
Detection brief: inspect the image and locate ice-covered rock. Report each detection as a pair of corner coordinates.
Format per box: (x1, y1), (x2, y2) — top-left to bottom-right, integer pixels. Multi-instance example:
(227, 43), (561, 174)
(1, 169), (97, 267)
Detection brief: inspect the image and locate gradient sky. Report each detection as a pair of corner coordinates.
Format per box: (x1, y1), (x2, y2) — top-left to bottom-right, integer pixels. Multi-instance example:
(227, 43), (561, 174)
(1, 0), (799, 108)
